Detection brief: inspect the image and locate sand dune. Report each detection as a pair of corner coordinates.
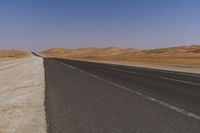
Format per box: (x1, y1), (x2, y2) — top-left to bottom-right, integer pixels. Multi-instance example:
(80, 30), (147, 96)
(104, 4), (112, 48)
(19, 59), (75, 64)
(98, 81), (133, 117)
(0, 50), (29, 59)
(41, 47), (137, 58)
(41, 45), (200, 73)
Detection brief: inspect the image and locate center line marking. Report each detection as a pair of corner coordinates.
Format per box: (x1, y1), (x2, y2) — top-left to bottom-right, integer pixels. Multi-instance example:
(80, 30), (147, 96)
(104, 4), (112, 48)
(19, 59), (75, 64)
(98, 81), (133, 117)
(58, 61), (200, 121)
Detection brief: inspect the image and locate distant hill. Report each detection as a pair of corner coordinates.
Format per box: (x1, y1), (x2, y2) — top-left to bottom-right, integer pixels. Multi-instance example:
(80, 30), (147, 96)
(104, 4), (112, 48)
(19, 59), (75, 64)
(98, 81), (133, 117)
(137, 45), (200, 57)
(0, 50), (29, 58)
(41, 45), (200, 71)
(41, 47), (138, 59)
(41, 45), (200, 59)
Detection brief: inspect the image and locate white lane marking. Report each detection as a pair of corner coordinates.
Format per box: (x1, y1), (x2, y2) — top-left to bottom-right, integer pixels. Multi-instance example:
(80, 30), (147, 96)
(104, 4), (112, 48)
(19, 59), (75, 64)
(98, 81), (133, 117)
(160, 77), (200, 86)
(58, 61), (200, 121)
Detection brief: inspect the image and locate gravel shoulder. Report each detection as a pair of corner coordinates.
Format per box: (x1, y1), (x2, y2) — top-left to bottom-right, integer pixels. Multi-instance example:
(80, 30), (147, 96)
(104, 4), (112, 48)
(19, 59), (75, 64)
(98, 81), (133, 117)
(0, 55), (46, 133)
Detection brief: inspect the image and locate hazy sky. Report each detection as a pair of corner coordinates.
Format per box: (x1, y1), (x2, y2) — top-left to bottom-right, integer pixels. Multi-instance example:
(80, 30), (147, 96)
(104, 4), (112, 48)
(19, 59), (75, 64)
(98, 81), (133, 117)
(0, 0), (200, 51)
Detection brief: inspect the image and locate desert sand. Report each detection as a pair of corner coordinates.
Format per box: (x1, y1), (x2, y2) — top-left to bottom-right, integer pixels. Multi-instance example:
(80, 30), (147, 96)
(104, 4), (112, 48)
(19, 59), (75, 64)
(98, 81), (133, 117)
(41, 45), (200, 74)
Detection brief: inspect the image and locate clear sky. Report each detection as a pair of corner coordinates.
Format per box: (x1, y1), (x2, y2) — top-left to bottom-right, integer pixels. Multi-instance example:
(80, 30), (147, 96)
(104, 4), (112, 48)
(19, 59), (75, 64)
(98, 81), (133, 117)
(0, 0), (200, 51)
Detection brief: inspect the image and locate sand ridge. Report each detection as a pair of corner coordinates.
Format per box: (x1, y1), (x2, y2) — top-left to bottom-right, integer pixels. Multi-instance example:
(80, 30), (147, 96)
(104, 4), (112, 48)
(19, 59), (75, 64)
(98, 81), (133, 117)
(0, 50), (29, 59)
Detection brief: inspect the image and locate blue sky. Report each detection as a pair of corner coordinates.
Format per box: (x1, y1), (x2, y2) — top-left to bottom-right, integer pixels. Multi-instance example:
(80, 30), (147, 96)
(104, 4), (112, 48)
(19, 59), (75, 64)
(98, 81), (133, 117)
(0, 0), (200, 51)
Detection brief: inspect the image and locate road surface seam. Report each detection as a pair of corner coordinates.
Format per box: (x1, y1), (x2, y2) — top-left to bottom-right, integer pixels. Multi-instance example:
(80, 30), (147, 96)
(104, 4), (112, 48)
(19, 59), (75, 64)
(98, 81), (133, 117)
(108, 67), (137, 74)
(74, 59), (200, 77)
(67, 59), (200, 77)
(73, 61), (200, 86)
(108, 67), (200, 86)
(58, 61), (200, 121)
(160, 77), (200, 86)
(103, 67), (200, 86)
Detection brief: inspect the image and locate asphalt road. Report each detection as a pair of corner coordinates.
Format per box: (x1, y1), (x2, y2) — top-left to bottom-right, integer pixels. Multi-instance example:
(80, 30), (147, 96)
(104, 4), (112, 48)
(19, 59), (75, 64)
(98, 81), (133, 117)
(44, 58), (200, 133)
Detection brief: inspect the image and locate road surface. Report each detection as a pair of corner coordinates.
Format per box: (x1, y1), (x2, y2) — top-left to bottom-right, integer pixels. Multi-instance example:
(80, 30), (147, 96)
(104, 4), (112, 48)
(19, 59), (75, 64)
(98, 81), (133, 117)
(44, 58), (200, 133)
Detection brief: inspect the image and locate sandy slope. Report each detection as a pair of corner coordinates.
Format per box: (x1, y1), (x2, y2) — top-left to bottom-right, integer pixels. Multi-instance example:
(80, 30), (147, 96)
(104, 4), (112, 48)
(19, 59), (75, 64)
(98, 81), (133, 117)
(41, 47), (137, 58)
(0, 50), (28, 59)
(0, 55), (46, 133)
(40, 45), (200, 74)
